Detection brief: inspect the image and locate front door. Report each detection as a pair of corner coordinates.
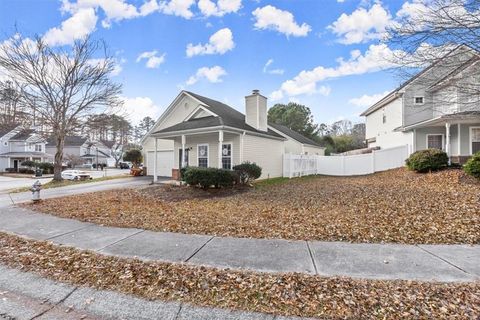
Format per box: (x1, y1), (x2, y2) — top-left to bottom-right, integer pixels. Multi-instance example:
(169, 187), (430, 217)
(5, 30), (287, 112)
(13, 159), (19, 171)
(179, 149), (189, 168)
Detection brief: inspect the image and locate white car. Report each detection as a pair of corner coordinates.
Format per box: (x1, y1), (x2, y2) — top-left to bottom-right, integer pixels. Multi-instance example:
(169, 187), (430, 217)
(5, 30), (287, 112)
(61, 170), (92, 181)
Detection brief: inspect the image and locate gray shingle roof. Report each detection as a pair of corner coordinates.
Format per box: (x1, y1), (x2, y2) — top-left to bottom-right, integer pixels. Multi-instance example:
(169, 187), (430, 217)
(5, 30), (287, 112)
(10, 129), (35, 140)
(47, 135), (88, 147)
(268, 123), (323, 147)
(154, 91), (283, 139)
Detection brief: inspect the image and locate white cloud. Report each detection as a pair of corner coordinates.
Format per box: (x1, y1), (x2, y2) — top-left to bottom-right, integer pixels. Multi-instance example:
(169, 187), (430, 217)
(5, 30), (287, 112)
(61, 0), (139, 28)
(328, 3), (392, 44)
(158, 0), (195, 19)
(198, 0), (242, 17)
(139, 0), (160, 15)
(272, 44), (400, 99)
(348, 90), (391, 107)
(43, 8), (97, 46)
(263, 59), (284, 75)
(186, 28), (234, 57)
(252, 5), (311, 37)
(186, 66), (227, 85)
(136, 50), (166, 68)
(122, 96), (161, 125)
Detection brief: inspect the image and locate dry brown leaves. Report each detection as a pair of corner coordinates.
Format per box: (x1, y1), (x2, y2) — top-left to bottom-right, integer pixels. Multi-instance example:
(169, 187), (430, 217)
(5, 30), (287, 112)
(0, 232), (478, 319)
(25, 168), (480, 244)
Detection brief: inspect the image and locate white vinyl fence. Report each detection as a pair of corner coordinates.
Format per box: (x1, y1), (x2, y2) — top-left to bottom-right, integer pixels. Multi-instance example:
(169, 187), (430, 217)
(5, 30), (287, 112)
(283, 145), (409, 178)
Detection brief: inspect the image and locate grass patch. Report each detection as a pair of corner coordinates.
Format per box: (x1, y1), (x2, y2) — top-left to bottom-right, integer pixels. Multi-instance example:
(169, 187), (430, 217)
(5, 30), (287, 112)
(10, 174), (129, 193)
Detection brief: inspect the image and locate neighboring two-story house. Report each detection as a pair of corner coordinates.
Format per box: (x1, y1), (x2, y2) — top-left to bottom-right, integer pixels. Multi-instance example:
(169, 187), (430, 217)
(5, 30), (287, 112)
(45, 136), (117, 167)
(0, 126), (52, 172)
(362, 45), (480, 163)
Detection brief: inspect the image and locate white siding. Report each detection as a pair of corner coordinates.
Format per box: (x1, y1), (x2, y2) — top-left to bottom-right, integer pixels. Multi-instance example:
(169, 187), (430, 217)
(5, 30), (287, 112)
(242, 134), (284, 179)
(365, 97), (413, 150)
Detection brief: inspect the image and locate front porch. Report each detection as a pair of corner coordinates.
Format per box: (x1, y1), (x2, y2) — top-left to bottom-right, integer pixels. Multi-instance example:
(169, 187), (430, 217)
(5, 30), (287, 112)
(0, 152), (53, 172)
(151, 130), (244, 182)
(405, 113), (480, 163)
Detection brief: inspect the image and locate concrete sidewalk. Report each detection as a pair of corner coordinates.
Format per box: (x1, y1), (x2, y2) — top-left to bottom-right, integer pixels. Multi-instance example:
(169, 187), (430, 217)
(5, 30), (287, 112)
(0, 264), (308, 320)
(1, 206), (478, 282)
(0, 176), (153, 208)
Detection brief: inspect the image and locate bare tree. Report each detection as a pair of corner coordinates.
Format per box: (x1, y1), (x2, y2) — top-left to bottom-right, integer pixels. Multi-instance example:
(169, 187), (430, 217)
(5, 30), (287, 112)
(65, 154), (84, 169)
(111, 143), (124, 168)
(386, 0), (480, 112)
(0, 35), (122, 180)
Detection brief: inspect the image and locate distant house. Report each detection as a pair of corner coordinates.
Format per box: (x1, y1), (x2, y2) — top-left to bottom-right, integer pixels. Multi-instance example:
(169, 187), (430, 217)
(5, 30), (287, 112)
(141, 90), (324, 180)
(45, 136), (117, 167)
(362, 45), (480, 163)
(0, 126), (52, 172)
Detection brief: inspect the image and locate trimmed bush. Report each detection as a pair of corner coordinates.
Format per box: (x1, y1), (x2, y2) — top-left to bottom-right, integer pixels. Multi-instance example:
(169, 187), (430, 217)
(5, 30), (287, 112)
(406, 149), (448, 173)
(18, 168), (34, 174)
(233, 161), (262, 184)
(183, 167), (236, 189)
(21, 160), (36, 168)
(464, 152), (480, 179)
(37, 162), (54, 174)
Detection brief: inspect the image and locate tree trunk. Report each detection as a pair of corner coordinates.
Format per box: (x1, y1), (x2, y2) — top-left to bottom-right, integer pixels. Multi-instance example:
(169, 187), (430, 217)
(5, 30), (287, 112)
(53, 136), (65, 181)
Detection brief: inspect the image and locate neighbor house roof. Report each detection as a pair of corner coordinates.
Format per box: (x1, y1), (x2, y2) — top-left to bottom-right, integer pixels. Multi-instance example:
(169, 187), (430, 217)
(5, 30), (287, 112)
(47, 135), (88, 147)
(153, 91), (283, 139)
(268, 123), (323, 147)
(0, 125), (17, 138)
(0, 151), (53, 158)
(9, 129), (35, 141)
(100, 139), (116, 148)
(360, 44), (480, 117)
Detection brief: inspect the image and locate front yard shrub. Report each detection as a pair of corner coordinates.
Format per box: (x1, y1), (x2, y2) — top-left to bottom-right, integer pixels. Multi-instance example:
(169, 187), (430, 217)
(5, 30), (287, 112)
(233, 161), (262, 184)
(37, 162), (54, 174)
(406, 149), (448, 172)
(21, 160), (36, 168)
(464, 152), (480, 179)
(18, 168), (35, 174)
(183, 167), (236, 189)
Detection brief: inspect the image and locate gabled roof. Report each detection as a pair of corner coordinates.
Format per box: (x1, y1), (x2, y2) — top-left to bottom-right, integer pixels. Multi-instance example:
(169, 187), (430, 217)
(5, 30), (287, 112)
(268, 123), (323, 147)
(360, 44), (480, 117)
(47, 135), (88, 147)
(100, 139), (116, 148)
(10, 129), (35, 141)
(0, 125), (17, 138)
(153, 91), (283, 139)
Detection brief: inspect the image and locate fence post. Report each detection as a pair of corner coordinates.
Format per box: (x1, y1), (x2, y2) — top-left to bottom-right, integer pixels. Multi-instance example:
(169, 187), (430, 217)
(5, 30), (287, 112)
(289, 153), (294, 178)
(371, 149), (376, 173)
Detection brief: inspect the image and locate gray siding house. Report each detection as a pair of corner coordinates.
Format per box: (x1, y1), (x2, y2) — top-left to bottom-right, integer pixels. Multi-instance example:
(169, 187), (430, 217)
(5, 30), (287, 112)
(362, 45), (480, 163)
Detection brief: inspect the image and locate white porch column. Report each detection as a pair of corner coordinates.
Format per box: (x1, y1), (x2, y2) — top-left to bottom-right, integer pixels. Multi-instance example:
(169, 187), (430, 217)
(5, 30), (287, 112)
(239, 131), (245, 163)
(218, 130), (224, 169)
(457, 123), (461, 156)
(412, 129), (417, 155)
(181, 135), (186, 168)
(445, 122), (451, 164)
(153, 138), (158, 182)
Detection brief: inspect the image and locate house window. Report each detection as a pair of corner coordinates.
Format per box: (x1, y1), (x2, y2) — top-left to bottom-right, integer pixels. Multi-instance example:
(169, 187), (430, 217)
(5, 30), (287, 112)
(198, 144), (208, 168)
(221, 143), (232, 169)
(414, 96), (424, 105)
(427, 134), (444, 150)
(471, 127), (480, 154)
(35, 144), (42, 152)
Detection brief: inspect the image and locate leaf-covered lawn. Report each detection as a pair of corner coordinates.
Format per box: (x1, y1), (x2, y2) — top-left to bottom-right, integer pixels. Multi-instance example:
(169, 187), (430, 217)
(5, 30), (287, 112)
(0, 232), (478, 319)
(26, 168), (480, 244)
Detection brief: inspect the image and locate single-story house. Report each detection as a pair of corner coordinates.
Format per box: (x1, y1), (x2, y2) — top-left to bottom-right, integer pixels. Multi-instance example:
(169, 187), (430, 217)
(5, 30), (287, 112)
(141, 90), (324, 180)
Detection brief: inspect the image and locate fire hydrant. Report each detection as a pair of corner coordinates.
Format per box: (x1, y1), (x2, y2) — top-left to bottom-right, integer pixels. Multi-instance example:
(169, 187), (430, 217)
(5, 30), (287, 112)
(31, 180), (42, 203)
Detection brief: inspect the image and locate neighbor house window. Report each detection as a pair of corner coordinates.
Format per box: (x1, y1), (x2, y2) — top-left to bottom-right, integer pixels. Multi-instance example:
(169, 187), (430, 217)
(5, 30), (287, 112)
(471, 127), (480, 154)
(427, 134), (443, 150)
(221, 143), (232, 170)
(198, 144), (208, 168)
(414, 96), (424, 105)
(35, 144), (42, 152)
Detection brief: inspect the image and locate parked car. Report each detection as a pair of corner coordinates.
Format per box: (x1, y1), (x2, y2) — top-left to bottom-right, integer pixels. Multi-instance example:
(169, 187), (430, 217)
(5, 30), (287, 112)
(61, 170), (92, 181)
(119, 162), (131, 169)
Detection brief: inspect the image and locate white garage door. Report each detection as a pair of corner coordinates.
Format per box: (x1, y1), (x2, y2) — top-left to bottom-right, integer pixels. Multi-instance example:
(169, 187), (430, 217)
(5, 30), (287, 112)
(146, 150), (174, 177)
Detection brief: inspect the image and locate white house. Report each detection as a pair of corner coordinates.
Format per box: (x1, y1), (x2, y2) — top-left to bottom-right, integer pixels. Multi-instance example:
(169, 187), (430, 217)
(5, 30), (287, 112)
(362, 45), (480, 164)
(0, 126), (52, 172)
(141, 90), (324, 180)
(45, 136), (117, 167)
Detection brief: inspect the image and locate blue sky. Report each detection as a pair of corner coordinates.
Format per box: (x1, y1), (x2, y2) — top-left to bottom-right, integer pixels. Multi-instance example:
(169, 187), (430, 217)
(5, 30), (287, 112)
(0, 0), (416, 125)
